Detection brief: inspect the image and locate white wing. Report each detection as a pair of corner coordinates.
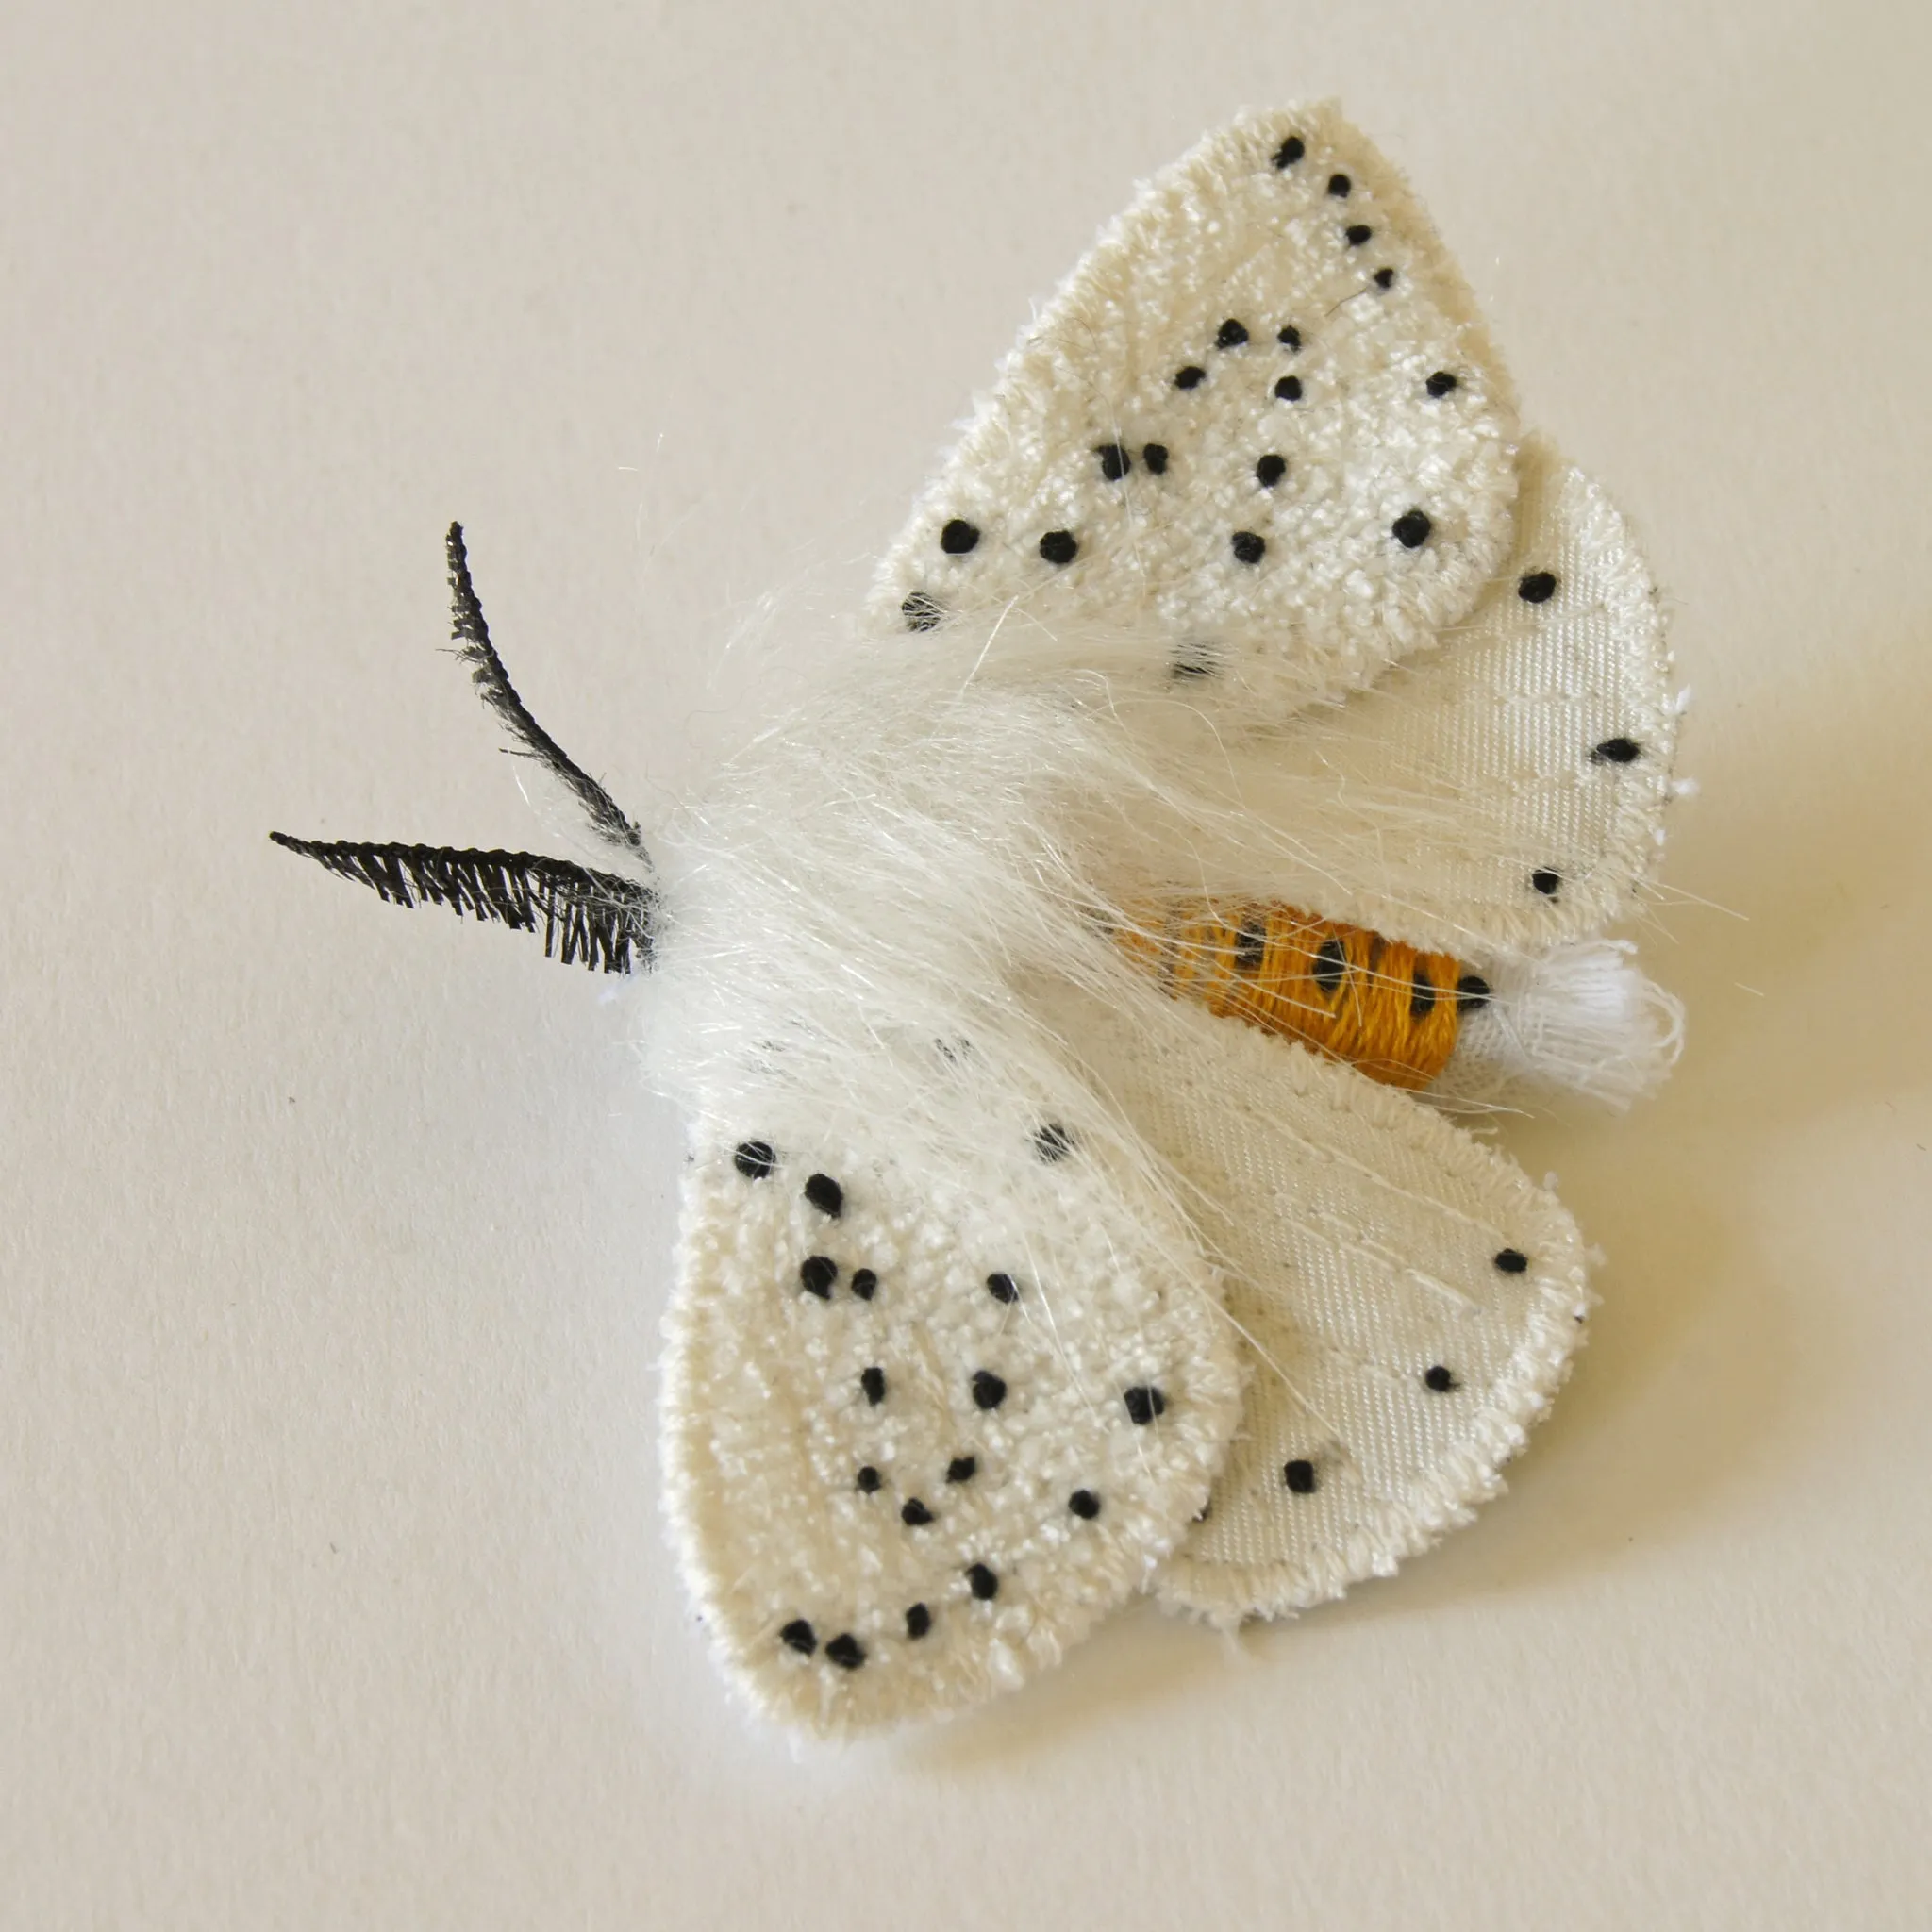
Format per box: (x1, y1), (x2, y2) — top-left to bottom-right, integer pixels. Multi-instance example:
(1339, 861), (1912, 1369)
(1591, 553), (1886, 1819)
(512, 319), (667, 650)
(1093, 439), (1677, 960)
(660, 1122), (1241, 1735)
(1038, 987), (1590, 1624)
(870, 104), (1520, 715)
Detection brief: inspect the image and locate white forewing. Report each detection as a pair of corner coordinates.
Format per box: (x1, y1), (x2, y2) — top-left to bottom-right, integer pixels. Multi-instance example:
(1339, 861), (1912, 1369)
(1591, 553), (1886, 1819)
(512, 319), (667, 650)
(660, 1124), (1241, 1735)
(870, 104), (1520, 715)
(1041, 990), (1589, 1624)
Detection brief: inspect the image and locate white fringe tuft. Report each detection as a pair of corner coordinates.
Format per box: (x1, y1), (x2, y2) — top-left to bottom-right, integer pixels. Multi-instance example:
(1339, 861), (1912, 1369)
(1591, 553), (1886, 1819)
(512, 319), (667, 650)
(1433, 940), (1685, 1112)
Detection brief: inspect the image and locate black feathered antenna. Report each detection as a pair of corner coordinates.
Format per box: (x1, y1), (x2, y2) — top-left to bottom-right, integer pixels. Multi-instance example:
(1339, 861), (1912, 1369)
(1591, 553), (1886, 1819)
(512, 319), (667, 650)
(270, 527), (657, 974)
(269, 837), (654, 973)
(445, 521), (648, 859)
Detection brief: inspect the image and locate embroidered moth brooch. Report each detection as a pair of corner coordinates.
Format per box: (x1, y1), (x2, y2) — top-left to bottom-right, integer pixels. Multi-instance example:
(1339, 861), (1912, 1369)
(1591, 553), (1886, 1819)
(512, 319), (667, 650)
(275, 107), (1683, 1737)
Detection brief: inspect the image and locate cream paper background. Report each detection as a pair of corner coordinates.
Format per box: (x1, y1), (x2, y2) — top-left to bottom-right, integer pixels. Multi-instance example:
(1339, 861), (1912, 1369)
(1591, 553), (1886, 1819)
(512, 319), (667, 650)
(6, 3), (1929, 1925)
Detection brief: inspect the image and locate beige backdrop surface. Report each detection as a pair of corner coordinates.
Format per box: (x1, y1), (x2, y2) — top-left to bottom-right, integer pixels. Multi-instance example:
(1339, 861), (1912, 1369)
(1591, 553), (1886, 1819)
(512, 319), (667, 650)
(6, 3), (1931, 1926)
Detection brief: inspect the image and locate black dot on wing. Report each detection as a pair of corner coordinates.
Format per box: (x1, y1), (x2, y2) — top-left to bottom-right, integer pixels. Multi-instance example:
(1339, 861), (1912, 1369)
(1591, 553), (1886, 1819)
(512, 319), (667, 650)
(905, 1603), (932, 1639)
(1172, 641), (1216, 680)
(940, 518), (980, 555)
(1327, 173), (1352, 197)
(1095, 443), (1132, 482)
(1425, 371), (1459, 398)
(1313, 937), (1347, 996)
(733, 1141), (775, 1179)
(1495, 1248), (1530, 1274)
(860, 1365), (887, 1405)
(799, 1257), (837, 1299)
(1174, 364), (1207, 390)
(1124, 1385), (1167, 1425)
(1283, 1458), (1319, 1493)
(1273, 136), (1306, 168)
(1034, 1123), (1074, 1162)
(824, 1633), (866, 1670)
(1274, 375), (1304, 403)
(1374, 268), (1396, 290)
(986, 1273), (1019, 1305)
(1276, 325), (1302, 350)
(1518, 570), (1557, 603)
(1234, 919), (1267, 972)
(1255, 453), (1287, 488)
(1593, 737), (1642, 764)
(1391, 508), (1432, 549)
(1530, 868), (1562, 897)
(946, 1455), (977, 1484)
(971, 1370), (1008, 1410)
(1230, 530), (1266, 564)
(850, 1268), (877, 1301)
(1039, 529), (1079, 565)
(966, 1562), (1000, 1601)
(803, 1173), (843, 1218)
(1345, 224), (1374, 246)
(780, 1619), (816, 1655)
(1069, 1489), (1101, 1520)
(902, 591), (943, 632)
(1141, 442), (1169, 475)
(1456, 974), (1491, 1011)
(1215, 318), (1250, 349)
(1424, 1365), (1457, 1392)
(1410, 965), (1437, 1020)
(855, 1465), (881, 1493)
(901, 1498), (934, 1527)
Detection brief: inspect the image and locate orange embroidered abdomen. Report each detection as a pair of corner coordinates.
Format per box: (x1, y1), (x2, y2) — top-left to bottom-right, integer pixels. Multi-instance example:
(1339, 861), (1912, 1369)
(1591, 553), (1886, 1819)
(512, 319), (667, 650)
(1118, 903), (1467, 1090)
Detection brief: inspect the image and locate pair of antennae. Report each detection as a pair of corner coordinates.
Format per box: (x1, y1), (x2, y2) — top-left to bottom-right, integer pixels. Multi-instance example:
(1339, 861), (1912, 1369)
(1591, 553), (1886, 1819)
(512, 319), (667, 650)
(269, 525), (656, 974)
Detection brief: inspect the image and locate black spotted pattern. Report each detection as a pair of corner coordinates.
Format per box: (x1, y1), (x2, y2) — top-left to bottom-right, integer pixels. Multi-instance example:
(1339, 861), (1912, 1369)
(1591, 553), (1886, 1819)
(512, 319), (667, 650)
(905, 1603), (932, 1639)
(1215, 318), (1250, 348)
(1274, 136), (1306, 168)
(1530, 868), (1562, 898)
(940, 518), (980, 555)
(971, 1370), (1008, 1411)
(1095, 443), (1132, 481)
(1283, 1458), (1319, 1494)
(1255, 453), (1287, 488)
(1142, 442), (1169, 475)
(803, 1173), (843, 1218)
(1391, 508), (1432, 549)
(1274, 375), (1304, 403)
(1424, 1365), (1457, 1393)
(1593, 737), (1642, 764)
(780, 1619), (817, 1655)
(1425, 371), (1459, 397)
(1174, 364), (1207, 390)
(1069, 1489), (1101, 1520)
(1517, 571), (1557, 603)
(966, 1563), (1000, 1601)
(1124, 1385), (1167, 1425)
(860, 1365), (887, 1405)
(985, 1273), (1019, 1306)
(824, 1633), (866, 1670)
(733, 1141), (775, 1180)
(1231, 530), (1266, 565)
(850, 1268), (877, 1301)
(946, 1456), (977, 1484)
(799, 1257), (837, 1300)
(1039, 529), (1078, 565)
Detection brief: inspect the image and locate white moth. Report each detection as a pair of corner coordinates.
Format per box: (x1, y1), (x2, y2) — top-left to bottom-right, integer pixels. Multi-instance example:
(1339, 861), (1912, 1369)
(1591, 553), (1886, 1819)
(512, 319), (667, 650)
(276, 106), (1682, 1739)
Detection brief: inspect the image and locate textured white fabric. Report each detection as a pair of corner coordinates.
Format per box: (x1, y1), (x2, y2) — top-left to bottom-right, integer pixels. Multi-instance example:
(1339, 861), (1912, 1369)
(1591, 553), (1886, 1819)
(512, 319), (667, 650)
(1041, 991), (1591, 1625)
(660, 1124), (1241, 1736)
(642, 108), (1679, 1729)
(1084, 439), (1677, 960)
(868, 104), (1519, 717)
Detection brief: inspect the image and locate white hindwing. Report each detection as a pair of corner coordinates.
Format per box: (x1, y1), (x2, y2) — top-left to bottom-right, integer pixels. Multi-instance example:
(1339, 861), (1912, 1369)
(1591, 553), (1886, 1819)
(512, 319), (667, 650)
(1044, 991), (1589, 1624)
(661, 1126), (1241, 1735)
(870, 104), (1519, 713)
(1108, 438), (1677, 958)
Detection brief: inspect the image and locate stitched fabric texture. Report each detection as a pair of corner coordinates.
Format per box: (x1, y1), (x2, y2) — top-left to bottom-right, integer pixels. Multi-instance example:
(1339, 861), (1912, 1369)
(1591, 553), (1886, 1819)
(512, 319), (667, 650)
(869, 105), (1519, 718)
(660, 1124), (1241, 1735)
